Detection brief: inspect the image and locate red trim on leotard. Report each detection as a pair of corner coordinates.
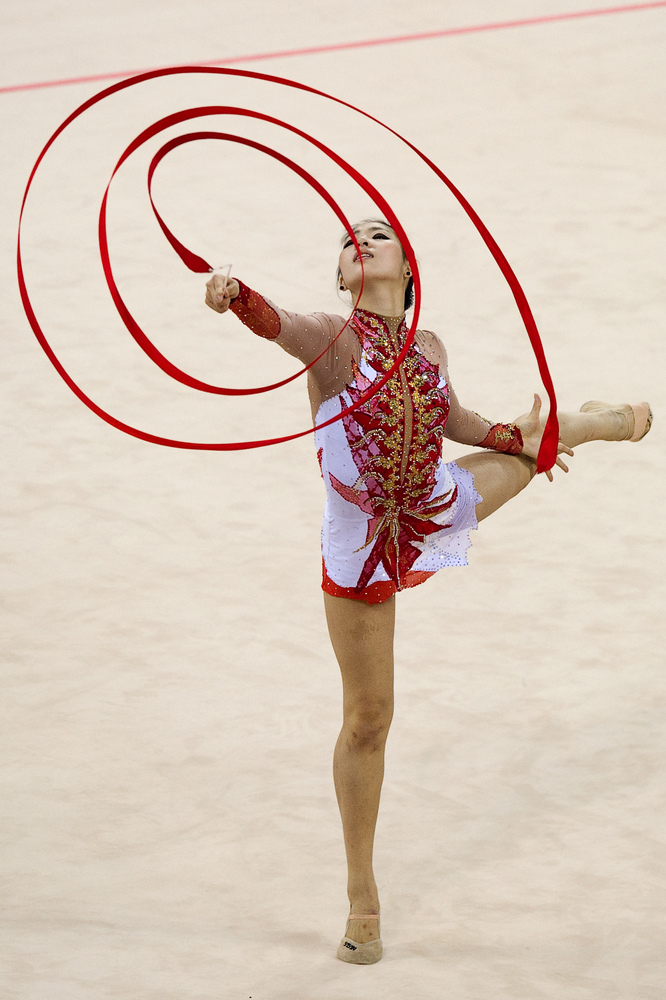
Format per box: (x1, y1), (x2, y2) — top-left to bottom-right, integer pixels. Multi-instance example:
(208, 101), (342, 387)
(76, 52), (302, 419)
(322, 561), (435, 604)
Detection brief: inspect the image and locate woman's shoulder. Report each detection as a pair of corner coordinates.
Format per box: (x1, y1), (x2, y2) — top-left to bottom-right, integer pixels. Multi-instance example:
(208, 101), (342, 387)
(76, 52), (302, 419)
(415, 328), (447, 368)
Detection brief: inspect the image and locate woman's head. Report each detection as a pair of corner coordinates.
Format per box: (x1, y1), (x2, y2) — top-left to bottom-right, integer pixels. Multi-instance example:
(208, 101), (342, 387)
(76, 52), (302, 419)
(337, 219), (414, 311)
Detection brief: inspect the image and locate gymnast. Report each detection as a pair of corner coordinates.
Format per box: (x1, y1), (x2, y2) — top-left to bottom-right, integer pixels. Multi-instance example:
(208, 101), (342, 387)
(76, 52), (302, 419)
(205, 219), (651, 964)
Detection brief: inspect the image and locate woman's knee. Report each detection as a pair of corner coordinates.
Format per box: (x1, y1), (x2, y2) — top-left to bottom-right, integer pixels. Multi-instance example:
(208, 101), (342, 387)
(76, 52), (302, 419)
(518, 453), (538, 482)
(463, 451), (537, 522)
(344, 698), (394, 751)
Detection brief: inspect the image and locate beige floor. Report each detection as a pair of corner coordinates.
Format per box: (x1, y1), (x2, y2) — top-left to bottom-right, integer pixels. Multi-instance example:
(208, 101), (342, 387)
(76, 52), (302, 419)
(2, 2), (665, 997)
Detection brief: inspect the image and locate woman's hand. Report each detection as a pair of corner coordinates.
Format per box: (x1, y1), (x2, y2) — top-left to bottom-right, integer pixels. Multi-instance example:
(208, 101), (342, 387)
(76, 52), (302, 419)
(205, 273), (240, 313)
(515, 394), (574, 482)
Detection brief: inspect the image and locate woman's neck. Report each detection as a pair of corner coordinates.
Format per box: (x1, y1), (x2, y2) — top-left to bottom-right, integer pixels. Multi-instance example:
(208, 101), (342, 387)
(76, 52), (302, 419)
(352, 283), (405, 318)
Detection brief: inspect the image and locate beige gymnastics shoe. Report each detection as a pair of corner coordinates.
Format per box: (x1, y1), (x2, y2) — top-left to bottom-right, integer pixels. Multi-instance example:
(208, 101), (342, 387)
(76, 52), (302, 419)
(337, 913), (382, 964)
(580, 401), (653, 442)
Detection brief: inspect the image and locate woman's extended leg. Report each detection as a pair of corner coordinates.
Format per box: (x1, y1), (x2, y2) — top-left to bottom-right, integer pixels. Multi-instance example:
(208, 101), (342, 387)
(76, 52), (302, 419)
(456, 401), (648, 522)
(559, 402), (651, 448)
(455, 452), (537, 521)
(324, 591), (396, 949)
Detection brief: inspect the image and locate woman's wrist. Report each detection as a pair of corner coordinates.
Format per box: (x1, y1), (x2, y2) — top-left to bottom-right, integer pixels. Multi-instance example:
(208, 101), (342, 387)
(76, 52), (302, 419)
(477, 422), (524, 455)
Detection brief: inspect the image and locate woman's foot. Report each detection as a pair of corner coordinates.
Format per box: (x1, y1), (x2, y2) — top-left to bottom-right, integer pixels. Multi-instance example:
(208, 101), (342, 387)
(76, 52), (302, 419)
(580, 401), (653, 442)
(337, 912), (382, 965)
(345, 912), (380, 944)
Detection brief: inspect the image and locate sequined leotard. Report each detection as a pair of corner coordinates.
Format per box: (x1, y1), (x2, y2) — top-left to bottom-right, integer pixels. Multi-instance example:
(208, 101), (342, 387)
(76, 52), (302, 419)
(229, 283), (522, 603)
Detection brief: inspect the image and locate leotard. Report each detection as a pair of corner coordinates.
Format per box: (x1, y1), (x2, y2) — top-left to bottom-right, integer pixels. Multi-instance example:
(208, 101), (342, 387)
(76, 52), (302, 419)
(230, 283), (522, 603)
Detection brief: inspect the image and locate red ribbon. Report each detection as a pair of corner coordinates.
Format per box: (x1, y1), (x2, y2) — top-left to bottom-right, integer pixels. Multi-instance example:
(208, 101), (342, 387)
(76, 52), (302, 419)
(18, 65), (558, 470)
(102, 107), (416, 400)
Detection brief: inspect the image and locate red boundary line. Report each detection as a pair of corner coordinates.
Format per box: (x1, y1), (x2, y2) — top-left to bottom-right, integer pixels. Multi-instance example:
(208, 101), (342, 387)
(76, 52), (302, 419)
(1, 1), (665, 96)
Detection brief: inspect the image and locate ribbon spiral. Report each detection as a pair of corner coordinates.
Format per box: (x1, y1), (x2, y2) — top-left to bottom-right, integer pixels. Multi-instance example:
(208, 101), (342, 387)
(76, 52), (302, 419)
(17, 65), (558, 470)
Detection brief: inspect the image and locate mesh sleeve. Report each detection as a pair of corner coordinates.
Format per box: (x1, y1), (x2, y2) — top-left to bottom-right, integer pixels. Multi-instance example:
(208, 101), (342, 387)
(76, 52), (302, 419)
(432, 334), (523, 453)
(229, 280), (280, 340)
(228, 280), (347, 376)
(426, 335), (496, 445)
(446, 387), (523, 453)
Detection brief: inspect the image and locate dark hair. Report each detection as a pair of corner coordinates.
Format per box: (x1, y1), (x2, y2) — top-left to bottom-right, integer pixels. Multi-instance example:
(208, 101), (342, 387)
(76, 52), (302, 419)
(337, 219), (414, 311)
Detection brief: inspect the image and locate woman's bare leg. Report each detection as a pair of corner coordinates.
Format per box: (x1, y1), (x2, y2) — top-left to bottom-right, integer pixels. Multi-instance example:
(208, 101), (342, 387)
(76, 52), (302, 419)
(558, 406), (634, 448)
(455, 452), (537, 521)
(322, 404), (647, 943)
(325, 591), (396, 944)
(456, 404), (639, 522)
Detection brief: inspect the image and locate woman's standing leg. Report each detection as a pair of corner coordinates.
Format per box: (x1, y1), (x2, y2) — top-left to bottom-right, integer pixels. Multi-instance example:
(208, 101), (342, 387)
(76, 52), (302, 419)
(324, 591), (396, 949)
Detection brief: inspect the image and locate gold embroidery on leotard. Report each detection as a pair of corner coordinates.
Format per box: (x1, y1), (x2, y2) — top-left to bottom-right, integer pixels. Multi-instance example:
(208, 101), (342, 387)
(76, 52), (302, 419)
(328, 310), (456, 590)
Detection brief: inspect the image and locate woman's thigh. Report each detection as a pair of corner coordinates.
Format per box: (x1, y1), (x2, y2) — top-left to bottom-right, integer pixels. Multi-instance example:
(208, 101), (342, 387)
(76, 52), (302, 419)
(324, 592), (396, 712)
(454, 452), (536, 523)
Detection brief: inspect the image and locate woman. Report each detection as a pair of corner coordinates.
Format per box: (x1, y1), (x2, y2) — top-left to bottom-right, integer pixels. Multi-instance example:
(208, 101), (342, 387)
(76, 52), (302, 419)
(205, 219), (651, 964)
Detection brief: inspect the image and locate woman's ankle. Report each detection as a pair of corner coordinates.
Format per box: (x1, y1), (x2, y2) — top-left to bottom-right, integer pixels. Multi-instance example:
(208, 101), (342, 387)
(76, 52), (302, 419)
(347, 886), (380, 914)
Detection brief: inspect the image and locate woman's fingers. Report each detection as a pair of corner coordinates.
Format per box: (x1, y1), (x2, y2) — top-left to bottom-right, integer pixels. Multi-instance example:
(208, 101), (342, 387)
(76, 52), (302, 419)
(211, 274), (230, 305)
(541, 452), (569, 481)
(205, 274), (238, 313)
(526, 395), (574, 478)
(205, 275), (226, 312)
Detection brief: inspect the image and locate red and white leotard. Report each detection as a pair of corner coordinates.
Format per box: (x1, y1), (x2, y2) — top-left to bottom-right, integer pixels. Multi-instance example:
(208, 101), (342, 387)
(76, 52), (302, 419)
(230, 283), (522, 603)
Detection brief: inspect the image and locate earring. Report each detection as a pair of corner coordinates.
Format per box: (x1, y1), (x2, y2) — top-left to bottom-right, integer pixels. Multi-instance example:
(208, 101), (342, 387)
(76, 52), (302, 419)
(405, 271), (411, 277)
(339, 284), (346, 291)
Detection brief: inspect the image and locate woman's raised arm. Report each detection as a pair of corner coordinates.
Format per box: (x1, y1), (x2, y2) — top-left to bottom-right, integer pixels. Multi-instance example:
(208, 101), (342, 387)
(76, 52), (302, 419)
(205, 273), (345, 368)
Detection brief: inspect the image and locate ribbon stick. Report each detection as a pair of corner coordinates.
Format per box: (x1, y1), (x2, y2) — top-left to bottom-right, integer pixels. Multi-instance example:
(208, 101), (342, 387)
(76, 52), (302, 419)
(18, 65), (557, 469)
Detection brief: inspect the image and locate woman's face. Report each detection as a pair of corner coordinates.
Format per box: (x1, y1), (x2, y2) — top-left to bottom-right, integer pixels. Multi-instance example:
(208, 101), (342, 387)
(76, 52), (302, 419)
(338, 221), (407, 292)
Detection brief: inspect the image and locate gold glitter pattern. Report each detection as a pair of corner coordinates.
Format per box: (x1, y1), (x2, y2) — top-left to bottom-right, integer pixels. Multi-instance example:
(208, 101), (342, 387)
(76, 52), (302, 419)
(328, 310), (459, 590)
